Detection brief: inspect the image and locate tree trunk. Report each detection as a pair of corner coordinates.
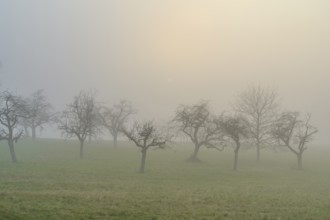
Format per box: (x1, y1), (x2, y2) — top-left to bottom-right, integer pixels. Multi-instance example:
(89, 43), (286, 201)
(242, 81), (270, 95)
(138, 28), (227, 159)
(113, 134), (118, 148)
(187, 144), (200, 162)
(8, 140), (17, 163)
(233, 141), (241, 171)
(140, 149), (147, 173)
(233, 150), (239, 171)
(256, 141), (260, 162)
(79, 141), (84, 159)
(297, 154), (303, 170)
(32, 126), (36, 140)
(256, 121), (261, 162)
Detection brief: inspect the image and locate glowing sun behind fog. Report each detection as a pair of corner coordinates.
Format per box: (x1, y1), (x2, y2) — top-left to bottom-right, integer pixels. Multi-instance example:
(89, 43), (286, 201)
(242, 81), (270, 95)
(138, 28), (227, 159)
(149, 3), (221, 69)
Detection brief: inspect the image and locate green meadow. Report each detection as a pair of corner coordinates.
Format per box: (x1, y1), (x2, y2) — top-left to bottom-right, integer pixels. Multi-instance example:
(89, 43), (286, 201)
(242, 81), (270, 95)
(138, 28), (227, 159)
(0, 139), (330, 220)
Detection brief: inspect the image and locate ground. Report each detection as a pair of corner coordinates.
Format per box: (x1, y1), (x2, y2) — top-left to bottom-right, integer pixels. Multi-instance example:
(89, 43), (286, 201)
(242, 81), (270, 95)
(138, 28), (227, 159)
(0, 139), (329, 220)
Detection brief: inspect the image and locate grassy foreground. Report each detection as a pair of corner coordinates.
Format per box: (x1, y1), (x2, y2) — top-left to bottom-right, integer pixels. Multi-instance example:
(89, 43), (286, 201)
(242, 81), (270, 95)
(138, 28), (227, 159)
(0, 139), (330, 220)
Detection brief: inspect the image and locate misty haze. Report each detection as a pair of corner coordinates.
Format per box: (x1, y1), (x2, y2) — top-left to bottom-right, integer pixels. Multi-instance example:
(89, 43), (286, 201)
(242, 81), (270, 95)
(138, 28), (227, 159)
(0, 1), (330, 219)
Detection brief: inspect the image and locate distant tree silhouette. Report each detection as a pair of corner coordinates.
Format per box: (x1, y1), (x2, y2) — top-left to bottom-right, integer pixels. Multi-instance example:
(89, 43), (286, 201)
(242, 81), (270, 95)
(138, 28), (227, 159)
(0, 91), (28, 163)
(173, 101), (224, 162)
(235, 85), (279, 162)
(271, 112), (317, 170)
(219, 114), (250, 171)
(58, 90), (101, 159)
(22, 90), (55, 140)
(100, 100), (136, 148)
(123, 121), (169, 173)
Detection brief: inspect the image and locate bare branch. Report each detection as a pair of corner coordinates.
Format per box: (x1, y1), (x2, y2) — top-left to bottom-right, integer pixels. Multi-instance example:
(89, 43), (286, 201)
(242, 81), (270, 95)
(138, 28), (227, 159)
(271, 111), (318, 169)
(172, 101), (224, 161)
(57, 90), (101, 158)
(234, 85), (280, 161)
(0, 91), (28, 162)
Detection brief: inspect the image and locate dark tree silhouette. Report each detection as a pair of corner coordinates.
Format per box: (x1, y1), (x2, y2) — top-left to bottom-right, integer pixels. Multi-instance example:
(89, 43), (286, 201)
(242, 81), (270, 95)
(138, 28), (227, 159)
(58, 90), (100, 159)
(100, 100), (136, 148)
(0, 91), (28, 163)
(219, 114), (249, 171)
(271, 112), (317, 170)
(173, 101), (224, 162)
(123, 121), (169, 173)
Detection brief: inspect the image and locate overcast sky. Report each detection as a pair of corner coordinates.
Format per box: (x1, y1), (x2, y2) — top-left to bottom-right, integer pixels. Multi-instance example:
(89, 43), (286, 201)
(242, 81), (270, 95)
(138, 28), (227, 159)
(0, 0), (329, 143)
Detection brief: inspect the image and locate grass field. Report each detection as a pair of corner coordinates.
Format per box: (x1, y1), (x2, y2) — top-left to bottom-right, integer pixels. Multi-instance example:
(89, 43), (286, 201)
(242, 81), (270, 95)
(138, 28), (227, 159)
(0, 139), (330, 220)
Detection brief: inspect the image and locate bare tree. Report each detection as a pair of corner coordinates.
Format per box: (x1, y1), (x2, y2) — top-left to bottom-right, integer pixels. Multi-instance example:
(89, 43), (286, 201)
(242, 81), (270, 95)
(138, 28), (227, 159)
(0, 91), (28, 163)
(235, 85), (279, 162)
(123, 121), (169, 173)
(271, 112), (317, 170)
(173, 101), (224, 162)
(23, 90), (54, 140)
(219, 114), (250, 171)
(58, 90), (100, 159)
(100, 100), (136, 148)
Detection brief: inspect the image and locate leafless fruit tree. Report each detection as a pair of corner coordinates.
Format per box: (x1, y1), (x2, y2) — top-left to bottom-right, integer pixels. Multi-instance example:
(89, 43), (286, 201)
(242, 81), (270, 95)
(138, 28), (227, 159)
(235, 85), (279, 162)
(271, 111), (317, 170)
(100, 100), (136, 148)
(22, 90), (55, 140)
(219, 114), (250, 171)
(173, 101), (224, 162)
(58, 90), (101, 159)
(0, 91), (28, 163)
(123, 121), (169, 173)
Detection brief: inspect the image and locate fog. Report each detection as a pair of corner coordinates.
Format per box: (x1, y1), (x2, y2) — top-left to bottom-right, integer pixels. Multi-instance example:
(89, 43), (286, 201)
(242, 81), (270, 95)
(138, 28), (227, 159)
(1, 0), (329, 144)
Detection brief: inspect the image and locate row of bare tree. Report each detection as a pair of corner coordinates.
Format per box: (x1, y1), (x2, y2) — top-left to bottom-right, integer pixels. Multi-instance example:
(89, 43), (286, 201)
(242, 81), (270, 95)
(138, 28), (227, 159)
(0, 90), (135, 163)
(0, 86), (318, 173)
(173, 98), (317, 171)
(57, 91), (137, 159)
